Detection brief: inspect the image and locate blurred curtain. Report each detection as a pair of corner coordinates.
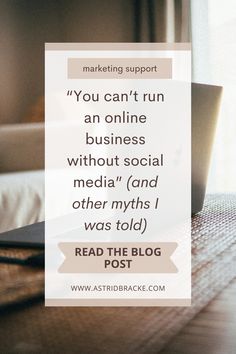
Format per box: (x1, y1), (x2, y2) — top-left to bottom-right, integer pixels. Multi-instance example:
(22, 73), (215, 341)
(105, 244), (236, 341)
(0, 0), (191, 125)
(134, 0), (190, 42)
(190, 0), (211, 83)
(191, 0), (236, 193)
(0, 0), (134, 125)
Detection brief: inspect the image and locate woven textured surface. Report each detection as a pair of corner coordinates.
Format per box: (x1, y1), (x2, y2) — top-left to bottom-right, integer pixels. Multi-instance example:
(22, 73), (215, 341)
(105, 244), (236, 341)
(0, 248), (43, 307)
(0, 194), (235, 353)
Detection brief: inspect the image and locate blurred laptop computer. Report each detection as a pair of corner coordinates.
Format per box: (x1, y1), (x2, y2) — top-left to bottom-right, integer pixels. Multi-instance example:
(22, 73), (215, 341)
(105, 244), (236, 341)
(192, 82), (222, 214)
(0, 82), (222, 248)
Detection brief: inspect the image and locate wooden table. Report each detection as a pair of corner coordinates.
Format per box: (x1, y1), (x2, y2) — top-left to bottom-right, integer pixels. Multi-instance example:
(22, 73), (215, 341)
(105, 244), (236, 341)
(0, 194), (235, 353)
(161, 278), (236, 354)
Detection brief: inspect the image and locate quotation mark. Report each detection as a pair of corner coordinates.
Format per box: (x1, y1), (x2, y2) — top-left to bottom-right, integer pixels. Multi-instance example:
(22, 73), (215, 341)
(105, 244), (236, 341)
(67, 90), (73, 96)
(116, 176), (122, 182)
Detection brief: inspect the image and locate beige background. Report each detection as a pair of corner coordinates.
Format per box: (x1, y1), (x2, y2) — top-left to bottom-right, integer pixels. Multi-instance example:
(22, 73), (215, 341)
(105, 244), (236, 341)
(68, 58), (172, 79)
(59, 242), (178, 273)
